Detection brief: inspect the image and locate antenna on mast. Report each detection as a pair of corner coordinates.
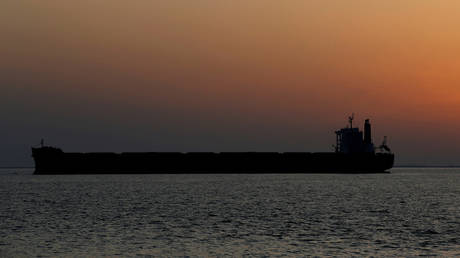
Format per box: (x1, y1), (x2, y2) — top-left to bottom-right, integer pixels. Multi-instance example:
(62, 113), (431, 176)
(348, 113), (354, 128)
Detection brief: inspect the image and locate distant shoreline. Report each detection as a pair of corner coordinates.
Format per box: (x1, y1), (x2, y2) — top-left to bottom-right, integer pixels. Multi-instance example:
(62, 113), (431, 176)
(0, 167), (34, 169)
(395, 165), (460, 168)
(1, 166), (460, 169)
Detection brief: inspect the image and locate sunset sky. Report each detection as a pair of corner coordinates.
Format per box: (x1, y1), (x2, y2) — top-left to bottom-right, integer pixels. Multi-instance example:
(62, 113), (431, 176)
(1, 1), (460, 166)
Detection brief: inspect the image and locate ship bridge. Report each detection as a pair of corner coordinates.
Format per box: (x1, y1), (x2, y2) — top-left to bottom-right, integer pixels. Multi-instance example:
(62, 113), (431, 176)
(335, 116), (374, 154)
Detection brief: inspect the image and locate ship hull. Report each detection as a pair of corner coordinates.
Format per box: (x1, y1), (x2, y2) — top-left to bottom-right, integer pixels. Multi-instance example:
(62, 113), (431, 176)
(32, 148), (394, 174)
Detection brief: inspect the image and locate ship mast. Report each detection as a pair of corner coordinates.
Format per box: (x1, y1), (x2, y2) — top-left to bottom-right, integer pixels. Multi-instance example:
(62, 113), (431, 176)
(348, 113), (354, 128)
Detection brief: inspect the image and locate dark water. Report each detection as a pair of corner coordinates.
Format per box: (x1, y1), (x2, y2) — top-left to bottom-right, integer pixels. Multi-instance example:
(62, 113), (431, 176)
(1, 168), (459, 257)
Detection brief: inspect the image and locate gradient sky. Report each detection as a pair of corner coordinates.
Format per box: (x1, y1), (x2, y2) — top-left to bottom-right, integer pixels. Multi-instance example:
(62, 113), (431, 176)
(1, 1), (460, 166)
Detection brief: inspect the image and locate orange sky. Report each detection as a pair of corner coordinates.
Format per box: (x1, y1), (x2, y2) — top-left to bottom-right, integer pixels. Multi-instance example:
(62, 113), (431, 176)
(1, 1), (460, 165)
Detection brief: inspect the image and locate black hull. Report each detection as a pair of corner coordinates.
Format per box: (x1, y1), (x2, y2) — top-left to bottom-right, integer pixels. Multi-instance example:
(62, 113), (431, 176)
(32, 148), (394, 174)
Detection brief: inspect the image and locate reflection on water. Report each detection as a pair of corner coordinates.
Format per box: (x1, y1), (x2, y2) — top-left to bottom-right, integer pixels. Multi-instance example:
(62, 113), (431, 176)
(1, 168), (459, 256)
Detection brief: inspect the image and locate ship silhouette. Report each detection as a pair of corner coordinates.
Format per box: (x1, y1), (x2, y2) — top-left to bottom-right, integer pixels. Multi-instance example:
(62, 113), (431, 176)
(32, 116), (394, 174)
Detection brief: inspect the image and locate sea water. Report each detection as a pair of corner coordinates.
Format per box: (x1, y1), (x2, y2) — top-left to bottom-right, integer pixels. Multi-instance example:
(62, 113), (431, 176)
(1, 168), (459, 257)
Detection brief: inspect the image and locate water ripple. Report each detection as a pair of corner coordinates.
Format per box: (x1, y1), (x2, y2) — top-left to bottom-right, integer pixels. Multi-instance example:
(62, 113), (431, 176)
(1, 168), (460, 256)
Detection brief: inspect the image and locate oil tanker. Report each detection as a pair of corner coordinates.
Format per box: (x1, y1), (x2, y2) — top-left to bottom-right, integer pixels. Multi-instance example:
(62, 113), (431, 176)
(32, 117), (394, 174)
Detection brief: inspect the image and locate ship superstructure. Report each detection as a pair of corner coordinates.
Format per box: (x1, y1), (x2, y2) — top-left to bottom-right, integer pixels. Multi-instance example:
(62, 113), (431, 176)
(335, 115), (389, 154)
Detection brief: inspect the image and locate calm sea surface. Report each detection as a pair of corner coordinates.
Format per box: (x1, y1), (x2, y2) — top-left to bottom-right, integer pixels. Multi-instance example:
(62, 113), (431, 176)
(1, 168), (459, 257)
